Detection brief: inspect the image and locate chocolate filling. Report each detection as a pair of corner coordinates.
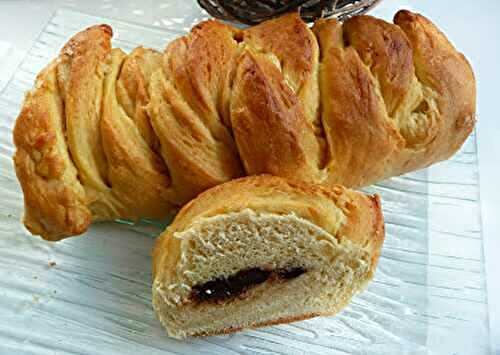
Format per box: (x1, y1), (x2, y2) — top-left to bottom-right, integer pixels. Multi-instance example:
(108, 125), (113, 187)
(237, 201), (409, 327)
(191, 267), (306, 303)
(277, 267), (307, 280)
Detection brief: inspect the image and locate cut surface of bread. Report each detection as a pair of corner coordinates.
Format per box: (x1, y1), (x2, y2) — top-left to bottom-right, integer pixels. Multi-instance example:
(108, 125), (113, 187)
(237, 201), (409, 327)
(152, 175), (384, 338)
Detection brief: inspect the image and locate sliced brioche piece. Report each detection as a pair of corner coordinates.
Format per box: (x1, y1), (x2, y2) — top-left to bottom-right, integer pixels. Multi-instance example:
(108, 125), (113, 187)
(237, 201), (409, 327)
(152, 175), (384, 339)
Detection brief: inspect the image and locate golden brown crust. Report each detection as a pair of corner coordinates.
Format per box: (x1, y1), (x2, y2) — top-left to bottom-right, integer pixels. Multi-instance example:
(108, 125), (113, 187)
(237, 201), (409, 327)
(13, 11), (475, 240)
(230, 49), (323, 181)
(116, 46), (163, 151)
(148, 20), (244, 204)
(242, 14), (321, 127)
(393, 10), (476, 164)
(100, 49), (176, 219)
(313, 18), (403, 187)
(57, 24), (112, 193)
(13, 62), (91, 240)
(242, 14), (315, 94)
(311, 11), (475, 187)
(344, 15), (415, 117)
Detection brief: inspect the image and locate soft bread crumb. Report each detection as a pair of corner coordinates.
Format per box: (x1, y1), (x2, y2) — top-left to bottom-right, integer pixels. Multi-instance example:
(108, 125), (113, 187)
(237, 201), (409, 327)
(153, 210), (374, 339)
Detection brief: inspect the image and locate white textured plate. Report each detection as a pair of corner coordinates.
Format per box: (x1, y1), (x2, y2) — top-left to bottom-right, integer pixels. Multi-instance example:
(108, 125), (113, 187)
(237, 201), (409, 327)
(0, 8), (490, 355)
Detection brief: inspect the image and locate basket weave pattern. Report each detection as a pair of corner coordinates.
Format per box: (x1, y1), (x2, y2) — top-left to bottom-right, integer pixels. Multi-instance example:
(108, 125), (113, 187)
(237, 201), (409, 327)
(197, 0), (381, 25)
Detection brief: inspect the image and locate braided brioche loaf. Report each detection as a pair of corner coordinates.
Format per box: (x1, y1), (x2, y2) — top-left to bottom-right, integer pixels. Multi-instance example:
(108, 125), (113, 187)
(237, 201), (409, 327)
(13, 10), (475, 240)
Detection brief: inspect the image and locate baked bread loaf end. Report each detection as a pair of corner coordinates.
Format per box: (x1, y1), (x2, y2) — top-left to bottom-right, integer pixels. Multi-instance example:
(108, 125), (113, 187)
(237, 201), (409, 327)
(152, 175), (384, 338)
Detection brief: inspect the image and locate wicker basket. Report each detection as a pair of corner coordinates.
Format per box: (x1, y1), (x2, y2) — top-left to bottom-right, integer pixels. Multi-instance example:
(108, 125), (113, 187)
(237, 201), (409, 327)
(197, 0), (382, 25)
